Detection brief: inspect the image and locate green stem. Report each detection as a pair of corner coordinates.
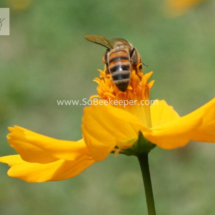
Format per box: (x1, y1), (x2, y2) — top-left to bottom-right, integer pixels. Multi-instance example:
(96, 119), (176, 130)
(137, 153), (156, 215)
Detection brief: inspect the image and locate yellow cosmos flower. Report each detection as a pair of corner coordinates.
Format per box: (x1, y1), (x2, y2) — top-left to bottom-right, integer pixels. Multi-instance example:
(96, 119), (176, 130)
(166, 0), (209, 16)
(82, 67), (215, 161)
(1, 65), (215, 183)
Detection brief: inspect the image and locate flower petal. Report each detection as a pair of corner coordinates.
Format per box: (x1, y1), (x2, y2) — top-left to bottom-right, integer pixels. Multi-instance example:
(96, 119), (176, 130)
(82, 104), (148, 161)
(192, 98), (215, 143)
(0, 154), (24, 166)
(150, 100), (180, 127)
(0, 155), (95, 182)
(145, 98), (215, 149)
(8, 126), (90, 162)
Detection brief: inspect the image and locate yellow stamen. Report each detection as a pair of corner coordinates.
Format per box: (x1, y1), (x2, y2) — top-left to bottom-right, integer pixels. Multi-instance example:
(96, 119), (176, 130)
(89, 95), (100, 100)
(92, 67), (154, 128)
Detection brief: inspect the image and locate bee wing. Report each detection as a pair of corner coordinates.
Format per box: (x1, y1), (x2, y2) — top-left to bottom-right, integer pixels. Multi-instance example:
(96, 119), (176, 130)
(111, 38), (131, 46)
(85, 35), (113, 49)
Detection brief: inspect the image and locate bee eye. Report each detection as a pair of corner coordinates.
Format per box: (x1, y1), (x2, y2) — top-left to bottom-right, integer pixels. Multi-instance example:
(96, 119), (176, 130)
(130, 48), (135, 58)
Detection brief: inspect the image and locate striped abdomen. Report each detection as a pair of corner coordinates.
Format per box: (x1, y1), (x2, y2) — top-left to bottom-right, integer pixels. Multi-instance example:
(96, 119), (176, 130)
(108, 50), (131, 92)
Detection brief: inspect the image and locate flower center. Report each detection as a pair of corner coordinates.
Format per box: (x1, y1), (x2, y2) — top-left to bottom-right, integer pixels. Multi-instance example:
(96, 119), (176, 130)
(92, 64), (154, 128)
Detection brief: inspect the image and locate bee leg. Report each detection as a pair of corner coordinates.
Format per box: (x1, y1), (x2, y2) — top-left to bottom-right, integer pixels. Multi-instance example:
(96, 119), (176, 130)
(103, 49), (110, 75)
(137, 62), (148, 78)
(135, 62), (143, 79)
(104, 64), (109, 74)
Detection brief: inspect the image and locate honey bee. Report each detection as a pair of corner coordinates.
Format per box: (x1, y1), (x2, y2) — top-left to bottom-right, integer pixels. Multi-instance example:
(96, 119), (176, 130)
(85, 35), (143, 92)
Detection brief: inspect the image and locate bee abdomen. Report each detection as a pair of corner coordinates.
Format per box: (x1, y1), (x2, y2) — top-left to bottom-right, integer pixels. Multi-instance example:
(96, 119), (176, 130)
(109, 56), (129, 64)
(109, 64), (131, 92)
(108, 50), (131, 92)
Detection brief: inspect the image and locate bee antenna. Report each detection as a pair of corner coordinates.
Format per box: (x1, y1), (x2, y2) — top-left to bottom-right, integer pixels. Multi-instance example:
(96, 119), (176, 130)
(143, 63), (148, 67)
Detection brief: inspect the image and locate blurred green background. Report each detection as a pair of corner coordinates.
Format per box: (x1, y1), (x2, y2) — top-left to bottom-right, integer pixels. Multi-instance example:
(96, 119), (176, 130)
(0, 0), (215, 214)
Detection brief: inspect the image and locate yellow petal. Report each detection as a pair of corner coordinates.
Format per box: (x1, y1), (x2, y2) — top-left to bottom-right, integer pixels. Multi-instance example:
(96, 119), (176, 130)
(192, 98), (215, 143)
(145, 98), (215, 149)
(0, 154), (24, 166)
(150, 100), (180, 127)
(8, 126), (90, 162)
(82, 104), (148, 161)
(0, 155), (95, 182)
